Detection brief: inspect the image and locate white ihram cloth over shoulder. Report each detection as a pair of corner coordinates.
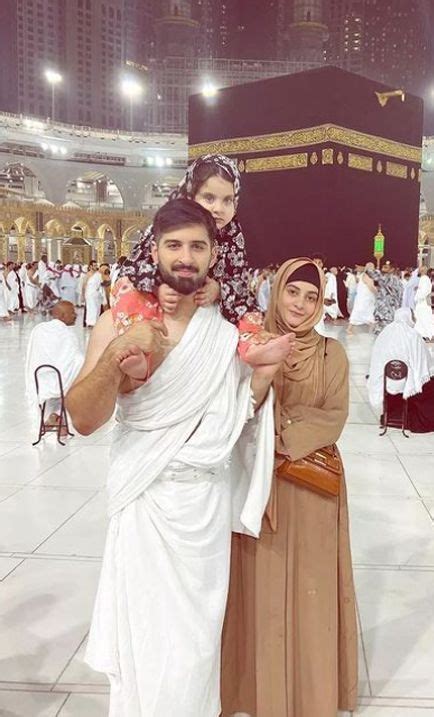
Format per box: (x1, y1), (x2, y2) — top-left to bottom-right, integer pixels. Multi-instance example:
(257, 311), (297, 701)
(25, 319), (84, 405)
(59, 266), (78, 303)
(368, 307), (434, 408)
(0, 273), (9, 317)
(324, 272), (343, 319)
(85, 272), (105, 326)
(349, 273), (375, 325)
(414, 274), (434, 340)
(85, 305), (274, 717)
(25, 272), (40, 310)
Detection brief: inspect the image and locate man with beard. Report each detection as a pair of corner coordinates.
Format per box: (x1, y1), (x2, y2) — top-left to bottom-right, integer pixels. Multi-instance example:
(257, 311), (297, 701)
(65, 198), (294, 717)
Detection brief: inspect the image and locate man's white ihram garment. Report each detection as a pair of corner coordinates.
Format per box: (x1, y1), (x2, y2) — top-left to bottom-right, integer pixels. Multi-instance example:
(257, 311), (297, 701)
(0, 272), (9, 317)
(368, 307), (434, 408)
(85, 306), (274, 717)
(25, 319), (84, 405)
(324, 272), (342, 320)
(349, 274), (375, 326)
(6, 270), (20, 311)
(414, 274), (434, 340)
(59, 266), (78, 303)
(85, 272), (104, 326)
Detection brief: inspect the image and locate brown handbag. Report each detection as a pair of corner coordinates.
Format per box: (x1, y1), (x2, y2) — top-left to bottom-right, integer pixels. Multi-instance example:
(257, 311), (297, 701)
(276, 444), (342, 498)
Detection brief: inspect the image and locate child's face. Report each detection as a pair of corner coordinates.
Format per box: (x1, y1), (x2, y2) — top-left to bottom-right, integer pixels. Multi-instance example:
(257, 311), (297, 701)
(194, 175), (235, 230)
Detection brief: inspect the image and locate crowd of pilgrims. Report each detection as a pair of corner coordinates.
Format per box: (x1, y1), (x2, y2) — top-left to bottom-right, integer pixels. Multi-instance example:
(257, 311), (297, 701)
(1, 254), (433, 337)
(2, 153), (434, 717)
(0, 257), (120, 326)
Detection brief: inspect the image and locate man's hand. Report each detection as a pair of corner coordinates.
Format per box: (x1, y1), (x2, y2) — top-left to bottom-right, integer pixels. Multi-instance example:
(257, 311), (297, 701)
(106, 319), (168, 364)
(194, 277), (220, 307)
(158, 283), (181, 314)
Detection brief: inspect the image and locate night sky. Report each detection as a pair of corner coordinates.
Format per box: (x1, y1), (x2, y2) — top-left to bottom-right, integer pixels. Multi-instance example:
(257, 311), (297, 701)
(227, 0), (434, 137)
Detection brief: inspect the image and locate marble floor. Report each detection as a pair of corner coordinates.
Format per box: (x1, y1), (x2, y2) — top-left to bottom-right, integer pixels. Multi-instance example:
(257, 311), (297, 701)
(0, 313), (433, 717)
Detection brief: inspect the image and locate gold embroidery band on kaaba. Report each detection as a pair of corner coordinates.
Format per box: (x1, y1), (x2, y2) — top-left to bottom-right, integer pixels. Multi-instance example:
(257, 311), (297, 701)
(188, 123), (421, 164)
(245, 153), (308, 173)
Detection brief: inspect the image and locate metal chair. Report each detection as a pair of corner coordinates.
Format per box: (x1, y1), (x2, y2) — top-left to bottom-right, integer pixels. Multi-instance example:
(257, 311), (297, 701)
(32, 364), (74, 446)
(380, 360), (409, 437)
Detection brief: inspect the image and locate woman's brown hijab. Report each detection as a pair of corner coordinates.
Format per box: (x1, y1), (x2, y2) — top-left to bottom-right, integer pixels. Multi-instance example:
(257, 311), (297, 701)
(265, 257), (326, 405)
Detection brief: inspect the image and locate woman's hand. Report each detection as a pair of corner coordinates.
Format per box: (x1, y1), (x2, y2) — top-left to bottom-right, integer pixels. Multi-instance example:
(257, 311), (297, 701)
(194, 278), (220, 307)
(158, 283), (181, 314)
(246, 333), (296, 367)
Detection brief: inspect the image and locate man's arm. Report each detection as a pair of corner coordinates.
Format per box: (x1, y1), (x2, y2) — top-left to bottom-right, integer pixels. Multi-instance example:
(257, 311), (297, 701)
(66, 312), (168, 435)
(65, 311), (122, 435)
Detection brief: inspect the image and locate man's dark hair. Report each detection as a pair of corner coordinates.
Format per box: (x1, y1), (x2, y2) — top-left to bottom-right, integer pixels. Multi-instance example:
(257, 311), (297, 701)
(117, 255), (127, 265)
(153, 198), (217, 246)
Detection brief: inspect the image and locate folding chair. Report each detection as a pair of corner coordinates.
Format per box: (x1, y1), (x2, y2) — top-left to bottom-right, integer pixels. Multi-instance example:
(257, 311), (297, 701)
(32, 364), (74, 446)
(379, 360), (409, 438)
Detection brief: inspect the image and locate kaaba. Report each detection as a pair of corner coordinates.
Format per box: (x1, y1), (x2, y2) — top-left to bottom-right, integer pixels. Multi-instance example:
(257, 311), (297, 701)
(188, 66), (423, 269)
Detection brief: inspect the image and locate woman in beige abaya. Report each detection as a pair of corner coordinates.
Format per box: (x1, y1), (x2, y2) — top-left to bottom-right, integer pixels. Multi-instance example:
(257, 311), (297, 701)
(222, 257), (358, 717)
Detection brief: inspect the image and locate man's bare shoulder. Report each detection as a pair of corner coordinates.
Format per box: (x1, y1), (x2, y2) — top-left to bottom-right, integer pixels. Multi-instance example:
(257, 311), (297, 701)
(74, 311), (116, 383)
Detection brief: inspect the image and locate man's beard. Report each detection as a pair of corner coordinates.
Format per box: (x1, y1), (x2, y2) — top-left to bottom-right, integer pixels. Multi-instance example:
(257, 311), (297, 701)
(159, 263), (207, 296)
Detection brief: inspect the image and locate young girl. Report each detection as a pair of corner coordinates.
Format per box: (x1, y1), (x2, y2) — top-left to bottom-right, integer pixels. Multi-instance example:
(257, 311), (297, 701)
(113, 154), (280, 379)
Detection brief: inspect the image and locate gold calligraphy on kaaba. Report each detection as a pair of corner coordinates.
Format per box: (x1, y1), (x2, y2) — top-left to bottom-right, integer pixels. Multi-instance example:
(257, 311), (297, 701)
(245, 153), (308, 173)
(348, 153), (373, 172)
(386, 161), (408, 179)
(188, 123), (422, 164)
(322, 148), (334, 165)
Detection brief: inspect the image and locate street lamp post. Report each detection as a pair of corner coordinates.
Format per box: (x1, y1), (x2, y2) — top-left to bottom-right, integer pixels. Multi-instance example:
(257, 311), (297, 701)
(44, 69), (63, 121)
(121, 77), (143, 132)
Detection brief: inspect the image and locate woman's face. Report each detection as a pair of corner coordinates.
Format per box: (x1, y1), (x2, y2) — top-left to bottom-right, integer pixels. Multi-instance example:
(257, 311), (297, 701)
(194, 175), (235, 230)
(281, 280), (319, 328)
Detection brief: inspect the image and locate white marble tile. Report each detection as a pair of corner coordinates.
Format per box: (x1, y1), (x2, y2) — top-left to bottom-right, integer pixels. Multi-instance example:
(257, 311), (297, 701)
(36, 492), (108, 558)
(0, 556), (23, 580)
(0, 486), (23, 501)
(58, 693), (109, 716)
(0, 486), (96, 553)
(338, 424), (396, 455)
(399, 455), (434, 497)
(347, 402), (378, 425)
(58, 638), (108, 686)
(423, 498), (434, 521)
(356, 569), (434, 699)
(0, 558), (100, 683)
(0, 690), (67, 716)
(349, 385), (365, 403)
(342, 453), (418, 498)
(0, 445), (74, 486)
(0, 442), (21, 457)
(388, 431), (434, 456)
(350, 496), (434, 567)
(32, 446), (110, 490)
(0, 422), (57, 445)
(357, 709), (434, 716)
(351, 375), (371, 388)
(358, 632), (370, 697)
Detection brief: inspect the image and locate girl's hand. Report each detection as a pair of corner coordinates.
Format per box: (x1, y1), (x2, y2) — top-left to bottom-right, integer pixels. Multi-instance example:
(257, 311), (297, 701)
(158, 283), (181, 314)
(194, 278), (220, 307)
